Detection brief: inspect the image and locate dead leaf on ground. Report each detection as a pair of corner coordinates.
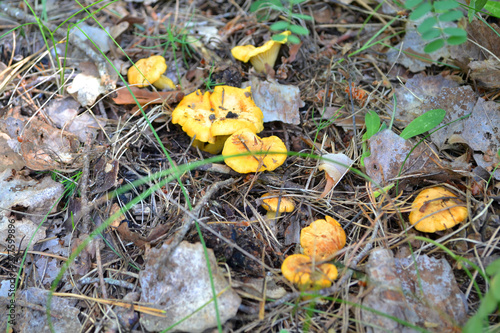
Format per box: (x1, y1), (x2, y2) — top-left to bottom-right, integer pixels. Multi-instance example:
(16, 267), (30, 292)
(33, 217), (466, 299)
(0, 287), (81, 332)
(139, 241), (241, 332)
(0, 130), (25, 171)
(469, 59), (500, 88)
(423, 85), (478, 149)
(67, 61), (108, 107)
(111, 85), (184, 106)
(452, 20), (500, 66)
(361, 248), (467, 332)
(364, 129), (467, 186)
(0, 169), (63, 250)
(20, 119), (81, 171)
(391, 73), (460, 127)
(246, 76), (304, 125)
(386, 13), (456, 72)
(45, 97), (105, 142)
(91, 157), (119, 194)
(461, 98), (500, 179)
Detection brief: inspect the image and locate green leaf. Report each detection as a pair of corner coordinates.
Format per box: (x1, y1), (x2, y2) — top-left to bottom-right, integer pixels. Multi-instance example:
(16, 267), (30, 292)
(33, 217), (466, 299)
(485, 0), (500, 18)
(476, 292), (498, 318)
(290, 13), (314, 21)
(272, 34), (288, 42)
(475, 0), (489, 11)
(270, 21), (290, 31)
(410, 2), (433, 20)
(486, 258), (500, 276)
(405, 0), (423, 9)
(250, 0), (283, 12)
(491, 274), (500, 301)
(438, 10), (463, 21)
(288, 24), (309, 35)
(287, 34), (301, 44)
(463, 315), (485, 333)
(418, 17), (437, 33)
(446, 35), (467, 45)
(422, 29), (441, 40)
(400, 109), (446, 140)
(290, 0), (308, 4)
(443, 27), (467, 36)
(424, 38), (445, 53)
(434, 0), (460, 11)
(364, 110), (381, 141)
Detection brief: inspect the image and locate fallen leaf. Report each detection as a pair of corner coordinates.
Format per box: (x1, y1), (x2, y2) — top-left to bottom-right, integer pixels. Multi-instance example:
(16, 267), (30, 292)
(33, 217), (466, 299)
(20, 119), (80, 171)
(0, 288), (81, 332)
(0, 169), (64, 250)
(386, 13), (456, 72)
(67, 61), (108, 106)
(45, 97), (105, 142)
(247, 77), (304, 125)
(139, 242), (241, 332)
(364, 129), (465, 186)
(469, 59), (500, 88)
(112, 86), (184, 106)
(361, 249), (467, 332)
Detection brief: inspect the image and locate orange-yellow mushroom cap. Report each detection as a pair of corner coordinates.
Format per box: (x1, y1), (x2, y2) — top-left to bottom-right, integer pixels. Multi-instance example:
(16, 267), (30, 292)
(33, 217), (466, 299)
(409, 186), (468, 233)
(127, 55), (175, 89)
(261, 193), (295, 219)
(222, 128), (287, 173)
(300, 216), (346, 261)
(281, 254), (338, 290)
(231, 31), (291, 73)
(171, 86), (264, 146)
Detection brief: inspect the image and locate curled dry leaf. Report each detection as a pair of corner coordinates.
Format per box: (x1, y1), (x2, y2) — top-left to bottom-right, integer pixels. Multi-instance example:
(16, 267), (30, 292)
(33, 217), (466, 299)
(20, 119), (80, 171)
(112, 85), (184, 106)
(318, 153), (354, 198)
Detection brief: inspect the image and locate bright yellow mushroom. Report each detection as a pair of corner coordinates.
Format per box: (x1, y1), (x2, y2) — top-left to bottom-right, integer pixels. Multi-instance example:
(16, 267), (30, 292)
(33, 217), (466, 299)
(222, 128), (287, 173)
(261, 193), (295, 220)
(409, 186), (468, 233)
(171, 86), (264, 153)
(127, 55), (176, 90)
(231, 31), (291, 73)
(281, 254), (338, 291)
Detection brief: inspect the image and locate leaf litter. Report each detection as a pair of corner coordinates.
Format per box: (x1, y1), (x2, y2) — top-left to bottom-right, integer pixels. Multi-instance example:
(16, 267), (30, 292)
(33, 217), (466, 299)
(0, 0), (499, 332)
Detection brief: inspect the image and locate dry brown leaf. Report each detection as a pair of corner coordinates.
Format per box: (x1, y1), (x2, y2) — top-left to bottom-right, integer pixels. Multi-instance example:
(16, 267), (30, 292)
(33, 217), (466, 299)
(20, 119), (80, 171)
(112, 86), (184, 105)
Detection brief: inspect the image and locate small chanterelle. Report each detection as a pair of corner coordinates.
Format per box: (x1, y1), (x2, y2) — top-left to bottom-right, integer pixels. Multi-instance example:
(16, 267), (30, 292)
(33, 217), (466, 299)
(409, 186), (468, 233)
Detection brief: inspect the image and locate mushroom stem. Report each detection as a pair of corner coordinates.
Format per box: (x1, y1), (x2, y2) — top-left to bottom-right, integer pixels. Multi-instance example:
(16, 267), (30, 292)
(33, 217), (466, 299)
(153, 75), (176, 90)
(320, 173), (335, 198)
(265, 210), (281, 220)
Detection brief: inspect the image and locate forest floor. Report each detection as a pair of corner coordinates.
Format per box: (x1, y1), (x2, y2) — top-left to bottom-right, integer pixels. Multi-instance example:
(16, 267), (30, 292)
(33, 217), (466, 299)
(0, 0), (499, 332)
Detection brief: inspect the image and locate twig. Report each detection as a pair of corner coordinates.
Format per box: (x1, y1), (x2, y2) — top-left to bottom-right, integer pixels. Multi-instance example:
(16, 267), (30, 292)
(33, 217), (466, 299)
(0, 3), (115, 91)
(95, 239), (108, 299)
(78, 134), (93, 234)
(78, 277), (140, 292)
